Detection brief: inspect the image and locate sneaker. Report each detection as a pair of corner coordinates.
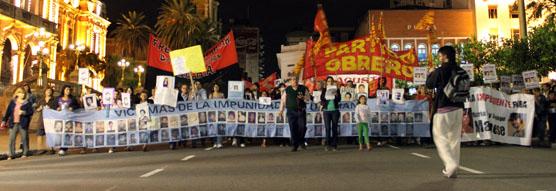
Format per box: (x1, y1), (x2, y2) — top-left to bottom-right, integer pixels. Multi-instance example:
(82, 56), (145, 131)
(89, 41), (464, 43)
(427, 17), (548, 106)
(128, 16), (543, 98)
(240, 143), (246, 148)
(108, 149), (114, 154)
(58, 150), (66, 156)
(377, 142), (382, 146)
(21, 155), (27, 159)
(324, 146), (329, 151)
(7, 157), (12, 160)
(232, 138), (238, 146)
(442, 168), (457, 178)
(216, 144), (223, 149)
(304, 142), (308, 147)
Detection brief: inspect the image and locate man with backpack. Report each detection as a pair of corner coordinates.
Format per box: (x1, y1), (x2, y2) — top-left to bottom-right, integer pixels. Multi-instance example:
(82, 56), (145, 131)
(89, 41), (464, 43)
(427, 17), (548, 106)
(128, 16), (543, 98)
(426, 46), (470, 178)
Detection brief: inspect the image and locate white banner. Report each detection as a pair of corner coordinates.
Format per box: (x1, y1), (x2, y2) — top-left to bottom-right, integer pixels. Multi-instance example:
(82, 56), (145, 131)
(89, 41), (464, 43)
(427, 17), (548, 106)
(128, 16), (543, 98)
(462, 87), (534, 146)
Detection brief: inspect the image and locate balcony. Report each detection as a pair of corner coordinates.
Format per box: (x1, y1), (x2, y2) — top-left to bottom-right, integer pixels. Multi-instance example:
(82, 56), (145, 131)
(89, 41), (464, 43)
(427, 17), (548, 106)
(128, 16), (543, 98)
(390, 0), (454, 9)
(0, 1), (57, 33)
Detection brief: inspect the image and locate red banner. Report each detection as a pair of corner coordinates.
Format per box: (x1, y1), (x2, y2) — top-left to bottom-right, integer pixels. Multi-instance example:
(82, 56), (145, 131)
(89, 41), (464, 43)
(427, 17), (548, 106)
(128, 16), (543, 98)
(204, 31), (238, 72)
(258, 73), (277, 92)
(303, 35), (418, 81)
(147, 34), (172, 72)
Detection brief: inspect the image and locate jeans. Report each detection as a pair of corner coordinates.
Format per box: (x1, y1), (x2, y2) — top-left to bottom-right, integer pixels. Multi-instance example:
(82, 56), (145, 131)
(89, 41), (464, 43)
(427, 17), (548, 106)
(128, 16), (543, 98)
(323, 110), (340, 148)
(548, 113), (556, 143)
(9, 124), (29, 157)
(287, 110), (307, 148)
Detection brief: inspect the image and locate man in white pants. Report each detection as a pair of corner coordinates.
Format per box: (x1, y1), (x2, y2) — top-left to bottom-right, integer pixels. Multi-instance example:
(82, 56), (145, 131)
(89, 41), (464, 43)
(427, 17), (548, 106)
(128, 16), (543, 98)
(426, 46), (465, 178)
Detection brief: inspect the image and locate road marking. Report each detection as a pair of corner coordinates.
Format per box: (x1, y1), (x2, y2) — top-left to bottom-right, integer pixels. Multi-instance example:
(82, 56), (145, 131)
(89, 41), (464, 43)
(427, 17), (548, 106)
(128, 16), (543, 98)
(105, 185), (118, 191)
(387, 144), (400, 149)
(459, 166), (485, 174)
(181, 155), (196, 161)
(411, 152), (431, 159)
(140, 168), (165, 178)
(204, 147), (214, 151)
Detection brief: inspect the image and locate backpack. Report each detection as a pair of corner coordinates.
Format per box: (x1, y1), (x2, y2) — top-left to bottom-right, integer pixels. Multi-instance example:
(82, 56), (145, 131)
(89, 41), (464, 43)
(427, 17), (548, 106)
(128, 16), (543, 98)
(443, 68), (471, 103)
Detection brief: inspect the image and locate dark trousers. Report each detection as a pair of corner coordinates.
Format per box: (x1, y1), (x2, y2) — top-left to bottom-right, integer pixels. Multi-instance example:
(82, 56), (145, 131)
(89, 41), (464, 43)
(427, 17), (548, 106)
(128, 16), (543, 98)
(323, 110), (340, 148)
(549, 113), (556, 143)
(287, 110), (307, 148)
(534, 116), (548, 142)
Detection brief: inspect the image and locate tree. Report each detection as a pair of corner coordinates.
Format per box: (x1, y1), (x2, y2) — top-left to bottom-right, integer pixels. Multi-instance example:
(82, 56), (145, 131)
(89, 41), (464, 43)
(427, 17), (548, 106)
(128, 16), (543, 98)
(192, 18), (220, 50)
(527, 0), (556, 22)
(155, 0), (200, 50)
(110, 11), (152, 59)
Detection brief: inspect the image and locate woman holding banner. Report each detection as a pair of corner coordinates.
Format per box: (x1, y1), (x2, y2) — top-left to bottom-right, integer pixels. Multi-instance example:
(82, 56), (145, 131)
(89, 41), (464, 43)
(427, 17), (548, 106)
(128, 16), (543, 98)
(320, 76), (341, 151)
(56, 86), (80, 156)
(209, 83), (225, 149)
(279, 76), (310, 152)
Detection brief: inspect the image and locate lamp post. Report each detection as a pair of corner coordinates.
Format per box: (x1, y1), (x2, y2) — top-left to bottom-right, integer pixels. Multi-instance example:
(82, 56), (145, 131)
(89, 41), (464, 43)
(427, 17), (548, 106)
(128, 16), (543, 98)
(117, 59), (130, 82)
(134, 65), (145, 88)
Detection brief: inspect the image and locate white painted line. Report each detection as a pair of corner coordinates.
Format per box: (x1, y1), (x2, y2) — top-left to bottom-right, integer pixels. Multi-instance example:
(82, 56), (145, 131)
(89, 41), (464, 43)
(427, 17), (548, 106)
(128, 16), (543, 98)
(387, 144), (400, 149)
(204, 147), (214, 151)
(411, 152), (431, 159)
(459, 166), (485, 174)
(105, 185), (118, 191)
(140, 168), (165, 178)
(181, 155), (196, 161)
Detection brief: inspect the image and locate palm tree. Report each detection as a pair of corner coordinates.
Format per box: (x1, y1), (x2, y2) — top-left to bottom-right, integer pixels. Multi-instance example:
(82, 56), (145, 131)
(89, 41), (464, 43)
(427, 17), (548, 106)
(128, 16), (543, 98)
(527, 0), (556, 22)
(155, 0), (200, 50)
(193, 18), (220, 50)
(110, 11), (152, 59)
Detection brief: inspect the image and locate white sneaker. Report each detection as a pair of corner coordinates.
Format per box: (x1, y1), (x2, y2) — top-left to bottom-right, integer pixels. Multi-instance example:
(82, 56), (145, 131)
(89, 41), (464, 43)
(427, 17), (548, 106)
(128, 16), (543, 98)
(216, 144), (223, 148)
(304, 142), (308, 147)
(213, 144), (218, 148)
(232, 138), (238, 146)
(108, 149), (114, 154)
(442, 168), (457, 178)
(240, 143), (246, 148)
(58, 150), (66, 156)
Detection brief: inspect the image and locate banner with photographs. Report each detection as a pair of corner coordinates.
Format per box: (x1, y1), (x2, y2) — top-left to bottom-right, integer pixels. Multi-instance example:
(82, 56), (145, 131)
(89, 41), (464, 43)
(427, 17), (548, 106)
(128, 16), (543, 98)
(461, 87), (534, 146)
(42, 99), (430, 148)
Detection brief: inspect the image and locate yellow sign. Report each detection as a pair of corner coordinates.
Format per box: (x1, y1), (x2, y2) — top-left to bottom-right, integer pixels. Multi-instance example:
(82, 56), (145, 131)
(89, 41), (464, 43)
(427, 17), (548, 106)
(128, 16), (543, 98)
(169, 45), (207, 75)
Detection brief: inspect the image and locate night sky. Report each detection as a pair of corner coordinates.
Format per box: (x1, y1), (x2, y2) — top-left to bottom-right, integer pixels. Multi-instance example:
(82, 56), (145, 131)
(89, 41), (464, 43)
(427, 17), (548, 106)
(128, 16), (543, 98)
(104, 0), (389, 77)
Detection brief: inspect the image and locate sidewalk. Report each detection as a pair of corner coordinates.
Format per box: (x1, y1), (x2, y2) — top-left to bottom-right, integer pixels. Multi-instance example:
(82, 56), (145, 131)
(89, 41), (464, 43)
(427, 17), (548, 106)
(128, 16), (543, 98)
(0, 129), (49, 157)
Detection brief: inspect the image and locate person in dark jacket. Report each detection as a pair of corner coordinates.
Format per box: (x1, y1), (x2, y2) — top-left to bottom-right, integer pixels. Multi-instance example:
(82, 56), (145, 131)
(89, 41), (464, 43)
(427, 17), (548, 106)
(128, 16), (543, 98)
(425, 46), (465, 179)
(2, 87), (35, 160)
(533, 88), (549, 147)
(320, 76), (341, 151)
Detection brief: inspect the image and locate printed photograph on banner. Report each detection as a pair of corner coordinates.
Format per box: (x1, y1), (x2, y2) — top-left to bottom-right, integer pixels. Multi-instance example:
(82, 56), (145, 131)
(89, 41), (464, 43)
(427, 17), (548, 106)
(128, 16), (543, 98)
(228, 81), (244, 100)
(377, 90), (390, 105)
(128, 119), (137, 132)
(462, 108), (474, 134)
(156, 76), (175, 89)
(508, 113), (526, 137)
(217, 124), (226, 136)
(85, 135), (94, 147)
(128, 133), (138, 145)
(356, 83), (368, 98)
(266, 113), (275, 123)
(306, 113), (314, 124)
(276, 113), (285, 124)
(512, 74), (525, 92)
(247, 112), (256, 124)
(95, 121), (105, 134)
(118, 133), (127, 146)
(75, 135), (84, 147)
(180, 127), (189, 139)
(312, 90), (322, 103)
(414, 112), (424, 123)
(207, 124), (216, 137)
(315, 125), (323, 137)
(190, 126), (199, 138)
(522, 70), (540, 89)
(371, 124), (380, 136)
(95, 135), (105, 147)
(107, 134), (116, 146)
(314, 112), (323, 124)
(64, 121), (74, 133)
(74, 122), (83, 134)
(275, 125), (284, 137)
(207, 111), (216, 123)
(227, 111), (237, 123)
(341, 112), (351, 124)
(233, 124), (243, 136)
(160, 116), (169, 128)
(63, 134), (73, 147)
(217, 111), (226, 122)
(405, 124), (414, 137)
(405, 112), (414, 123)
(481, 64), (498, 83)
(148, 117), (160, 130)
(390, 124), (399, 136)
(199, 112), (207, 124)
(371, 112), (379, 123)
(237, 111), (246, 123)
(257, 112), (266, 124)
(84, 122), (94, 134)
(257, 125), (266, 137)
(82, 94), (97, 110)
(78, 68), (89, 85)
(171, 128), (181, 141)
(500, 76), (512, 94)
(102, 88), (115, 105)
(168, 116), (179, 128)
(390, 113), (400, 123)
(413, 67), (427, 85)
(161, 129), (170, 142)
(380, 112), (390, 123)
(259, 96), (272, 105)
(53, 120), (63, 133)
(460, 64), (474, 81)
(325, 85), (338, 100)
(188, 113), (199, 126)
(150, 130), (160, 143)
(121, 93), (131, 108)
(117, 120), (126, 132)
(139, 132), (149, 144)
(106, 121), (116, 133)
(392, 89), (405, 104)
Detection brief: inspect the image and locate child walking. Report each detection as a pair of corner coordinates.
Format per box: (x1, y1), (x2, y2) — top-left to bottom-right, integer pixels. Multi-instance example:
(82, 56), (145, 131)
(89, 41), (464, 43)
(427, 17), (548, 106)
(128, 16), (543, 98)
(355, 95), (372, 151)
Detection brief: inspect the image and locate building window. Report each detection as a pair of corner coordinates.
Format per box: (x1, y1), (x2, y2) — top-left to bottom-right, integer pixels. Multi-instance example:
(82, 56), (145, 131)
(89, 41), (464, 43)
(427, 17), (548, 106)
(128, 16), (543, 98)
(404, 43), (413, 50)
(432, 44), (440, 56)
(488, 6), (498, 19)
(390, 43), (400, 52)
(511, 29), (520, 39)
(417, 43), (427, 62)
(509, 5), (519, 18)
(489, 28), (499, 39)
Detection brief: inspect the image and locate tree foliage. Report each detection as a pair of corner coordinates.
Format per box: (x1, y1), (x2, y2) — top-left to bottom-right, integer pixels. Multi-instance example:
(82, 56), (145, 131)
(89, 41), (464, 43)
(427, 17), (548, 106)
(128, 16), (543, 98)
(110, 11), (153, 60)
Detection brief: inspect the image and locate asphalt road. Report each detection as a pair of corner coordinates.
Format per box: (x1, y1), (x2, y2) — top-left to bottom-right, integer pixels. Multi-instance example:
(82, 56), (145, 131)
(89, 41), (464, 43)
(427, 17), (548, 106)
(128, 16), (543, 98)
(0, 144), (555, 191)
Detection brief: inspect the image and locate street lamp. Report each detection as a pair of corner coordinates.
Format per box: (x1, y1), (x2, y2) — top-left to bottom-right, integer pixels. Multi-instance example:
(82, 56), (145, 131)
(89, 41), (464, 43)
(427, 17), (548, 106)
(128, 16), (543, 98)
(117, 59), (130, 82)
(134, 65), (145, 87)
